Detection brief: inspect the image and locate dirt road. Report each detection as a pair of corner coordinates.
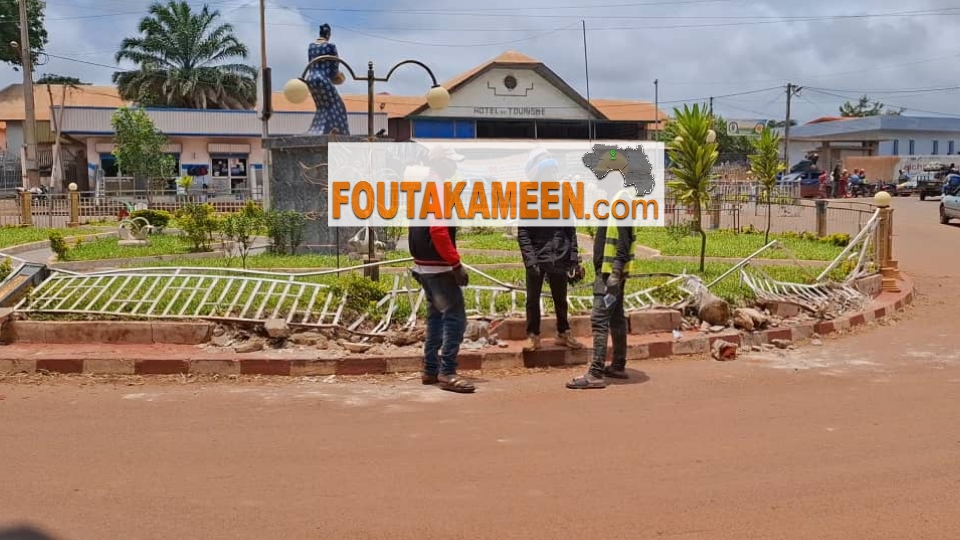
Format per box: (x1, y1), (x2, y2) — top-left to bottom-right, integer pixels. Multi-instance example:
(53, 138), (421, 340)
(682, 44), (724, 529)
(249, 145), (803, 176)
(2, 197), (959, 540)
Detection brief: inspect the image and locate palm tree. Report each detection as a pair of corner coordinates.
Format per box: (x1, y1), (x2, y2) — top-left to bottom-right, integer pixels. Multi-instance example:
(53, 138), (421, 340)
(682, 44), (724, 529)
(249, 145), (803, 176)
(113, 1), (257, 109)
(666, 103), (719, 272)
(748, 127), (786, 243)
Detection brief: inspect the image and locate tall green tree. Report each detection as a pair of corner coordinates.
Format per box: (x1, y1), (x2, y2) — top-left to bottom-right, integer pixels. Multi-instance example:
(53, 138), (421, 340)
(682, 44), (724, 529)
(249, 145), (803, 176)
(112, 0), (257, 109)
(748, 127), (786, 244)
(36, 74), (87, 85)
(839, 95), (901, 117)
(766, 119), (796, 128)
(0, 0), (47, 68)
(111, 107), (175, 193)
(666, 103), (719, 272)
(659, 112), (752, 158)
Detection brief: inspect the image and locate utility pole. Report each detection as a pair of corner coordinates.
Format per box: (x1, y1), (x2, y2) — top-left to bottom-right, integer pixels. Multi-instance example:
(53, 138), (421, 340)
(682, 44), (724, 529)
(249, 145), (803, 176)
(258, 0), (272, 209)
(784, 83), (801, 165)
(16, 0), (39, 189)
(581, 20), (592, 141)
(653, 79), (659, 140)
(709, 96), (713, 118)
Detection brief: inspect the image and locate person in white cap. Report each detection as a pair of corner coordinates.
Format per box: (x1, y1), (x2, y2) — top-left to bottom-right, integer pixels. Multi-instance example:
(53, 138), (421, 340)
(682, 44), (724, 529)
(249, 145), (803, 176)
(408, 144), (475, 393)
(518, 148), (585, 351)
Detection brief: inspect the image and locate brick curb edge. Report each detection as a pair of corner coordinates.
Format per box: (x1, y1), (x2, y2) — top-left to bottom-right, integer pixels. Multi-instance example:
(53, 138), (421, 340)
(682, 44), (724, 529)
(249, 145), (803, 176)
(0, 276), (915, 377)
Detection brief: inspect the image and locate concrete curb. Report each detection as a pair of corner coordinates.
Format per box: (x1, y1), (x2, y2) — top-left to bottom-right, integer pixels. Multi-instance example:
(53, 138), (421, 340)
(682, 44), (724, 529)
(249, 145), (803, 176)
(0, 275), (914, 376)
(0, 232), (115, 256)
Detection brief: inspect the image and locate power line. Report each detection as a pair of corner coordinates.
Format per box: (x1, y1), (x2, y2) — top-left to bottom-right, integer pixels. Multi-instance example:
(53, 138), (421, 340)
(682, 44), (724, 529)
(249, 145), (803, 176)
(291, 0), (748, 12)
(8, 4), (959, 26)
(803, 88), (960, 118)
(806, 84), (960, 95)
(43, 52), (787, 109)
(291, 5), (960, 19)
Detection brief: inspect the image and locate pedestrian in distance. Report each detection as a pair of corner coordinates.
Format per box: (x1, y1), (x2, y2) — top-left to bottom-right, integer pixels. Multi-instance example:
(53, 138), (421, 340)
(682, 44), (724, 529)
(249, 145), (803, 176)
(566, 188), (637, 390)
(408, 144), (475, 394)
(518, 148), (586, 352)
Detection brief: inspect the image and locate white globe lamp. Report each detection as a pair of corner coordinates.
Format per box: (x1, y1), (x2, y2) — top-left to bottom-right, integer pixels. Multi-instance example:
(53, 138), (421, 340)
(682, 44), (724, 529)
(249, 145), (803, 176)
(706, 129), (717, 143)
(426, 85), (450, 110)
(873, 190), (892, 208)
(67, 182), (77, 191)
(283, 78), (310, 104)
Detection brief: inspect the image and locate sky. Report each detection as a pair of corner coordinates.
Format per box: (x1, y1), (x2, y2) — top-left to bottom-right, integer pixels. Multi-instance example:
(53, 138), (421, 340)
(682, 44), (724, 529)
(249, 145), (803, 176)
(3, 0), (960, 123)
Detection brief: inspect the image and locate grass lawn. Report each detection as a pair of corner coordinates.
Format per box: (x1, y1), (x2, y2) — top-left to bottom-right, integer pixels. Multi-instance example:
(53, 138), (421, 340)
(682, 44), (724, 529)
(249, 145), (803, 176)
(61, 234), (195, 261)
(106, 249), (522, 269)
(0, 226), (106, 250)
(458, 230), (519, 251)
(457, 228), (846, 261)
(634, 228), (846, 261)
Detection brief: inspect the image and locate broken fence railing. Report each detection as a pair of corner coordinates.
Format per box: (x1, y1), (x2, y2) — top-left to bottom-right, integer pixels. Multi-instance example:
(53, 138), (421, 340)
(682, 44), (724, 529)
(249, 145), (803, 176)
(9, 211), (882, 331)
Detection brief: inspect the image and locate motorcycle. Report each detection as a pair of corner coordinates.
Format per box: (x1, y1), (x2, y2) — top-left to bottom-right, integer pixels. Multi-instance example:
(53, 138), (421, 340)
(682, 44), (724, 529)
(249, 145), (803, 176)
(849, 182), (876, 198)
(15, 185), (49, 205)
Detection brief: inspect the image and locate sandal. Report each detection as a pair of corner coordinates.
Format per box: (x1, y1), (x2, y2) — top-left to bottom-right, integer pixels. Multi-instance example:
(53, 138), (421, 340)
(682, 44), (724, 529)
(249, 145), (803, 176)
(438, 374), (475, 394)
(566, 373), (607, 389)
(422, 373), (439, 385)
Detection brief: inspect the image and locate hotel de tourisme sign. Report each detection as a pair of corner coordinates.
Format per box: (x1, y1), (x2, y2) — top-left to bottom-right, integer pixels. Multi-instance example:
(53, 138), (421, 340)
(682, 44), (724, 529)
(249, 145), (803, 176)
(473, 106), (548, 117)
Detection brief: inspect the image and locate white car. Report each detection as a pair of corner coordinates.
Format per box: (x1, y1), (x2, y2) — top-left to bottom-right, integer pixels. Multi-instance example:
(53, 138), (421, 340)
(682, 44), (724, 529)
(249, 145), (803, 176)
(939, 184), (960, 224)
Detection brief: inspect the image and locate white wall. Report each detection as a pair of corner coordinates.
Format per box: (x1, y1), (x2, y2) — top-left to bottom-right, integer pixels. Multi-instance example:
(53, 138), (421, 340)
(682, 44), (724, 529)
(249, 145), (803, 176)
(5, 121), (23, 151)
(417, 67), (594, 121)
(877, 131), (960, 156)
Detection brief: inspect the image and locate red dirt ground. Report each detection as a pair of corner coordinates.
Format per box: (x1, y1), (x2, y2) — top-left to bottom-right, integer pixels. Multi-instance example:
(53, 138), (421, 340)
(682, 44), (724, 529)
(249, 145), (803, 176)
(2, 197), (958, 540)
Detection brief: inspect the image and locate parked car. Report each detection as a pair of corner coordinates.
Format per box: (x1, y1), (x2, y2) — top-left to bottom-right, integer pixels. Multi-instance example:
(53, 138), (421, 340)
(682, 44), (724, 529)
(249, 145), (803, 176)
(939, 181), (960, 224)
(942, 173), (960, 196)
(777, 171), (822, 198)
(778, 157), (823, 198)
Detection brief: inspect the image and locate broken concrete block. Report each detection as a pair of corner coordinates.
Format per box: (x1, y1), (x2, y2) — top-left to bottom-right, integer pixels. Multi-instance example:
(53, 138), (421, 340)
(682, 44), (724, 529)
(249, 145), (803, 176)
(711, 339), (738, 361)
(264, 319), (290, 339)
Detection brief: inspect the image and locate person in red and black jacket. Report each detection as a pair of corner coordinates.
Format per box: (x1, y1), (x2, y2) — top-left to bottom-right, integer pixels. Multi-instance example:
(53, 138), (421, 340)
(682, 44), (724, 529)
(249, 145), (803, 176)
(408, 144), (475, 394)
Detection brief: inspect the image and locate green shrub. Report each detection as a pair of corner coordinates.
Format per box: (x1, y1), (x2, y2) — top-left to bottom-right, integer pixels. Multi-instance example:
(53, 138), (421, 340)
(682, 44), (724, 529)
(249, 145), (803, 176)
(48, 231), (70, 260)
(130, 209), (172, 232)
(0, 257), (12, 281)
(824, 233), (851, 247)
(220, 202), (265, 268)
(174, 203), (220, 252)
(330, 273), (390, 319)
(264, 210), (306, 256)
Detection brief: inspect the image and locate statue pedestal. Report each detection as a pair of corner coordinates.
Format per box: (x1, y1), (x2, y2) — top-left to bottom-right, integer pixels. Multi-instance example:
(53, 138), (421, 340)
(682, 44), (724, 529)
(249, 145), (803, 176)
(264, 134), (382, 256)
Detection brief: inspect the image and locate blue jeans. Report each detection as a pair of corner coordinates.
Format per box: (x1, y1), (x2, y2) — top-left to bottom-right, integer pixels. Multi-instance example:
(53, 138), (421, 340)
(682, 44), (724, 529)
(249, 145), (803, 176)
(415, 271), (467, 376)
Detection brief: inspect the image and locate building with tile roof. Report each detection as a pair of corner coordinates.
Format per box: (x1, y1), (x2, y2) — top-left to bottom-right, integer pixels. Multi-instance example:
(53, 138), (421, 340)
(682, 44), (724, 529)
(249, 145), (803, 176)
(0, 50), (664, 194)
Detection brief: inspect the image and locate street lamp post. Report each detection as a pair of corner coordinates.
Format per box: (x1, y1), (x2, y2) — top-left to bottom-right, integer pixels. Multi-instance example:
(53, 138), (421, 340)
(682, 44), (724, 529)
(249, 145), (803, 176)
(283, 57), (450, 280)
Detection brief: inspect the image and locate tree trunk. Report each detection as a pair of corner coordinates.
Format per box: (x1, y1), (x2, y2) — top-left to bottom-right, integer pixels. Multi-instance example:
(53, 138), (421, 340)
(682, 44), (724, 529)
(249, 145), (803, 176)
(765, 195), (772, 243)
(694, 201), (706, 272)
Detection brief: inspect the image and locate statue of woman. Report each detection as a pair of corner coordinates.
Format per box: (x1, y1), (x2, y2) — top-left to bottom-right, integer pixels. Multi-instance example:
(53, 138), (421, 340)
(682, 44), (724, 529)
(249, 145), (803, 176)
(305, 24), (350, 135)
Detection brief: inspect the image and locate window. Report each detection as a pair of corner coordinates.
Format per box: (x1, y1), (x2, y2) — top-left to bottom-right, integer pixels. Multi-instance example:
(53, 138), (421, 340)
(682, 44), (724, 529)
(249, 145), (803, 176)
(909, 140), (915, 155)
(211, 155), (248, 195)
(892, 140), (899, 155)
(99, 154), (120, 177)
(163, 153), (181, 192)
(950, 141), (955, 155)
(933, 141), (940, 155)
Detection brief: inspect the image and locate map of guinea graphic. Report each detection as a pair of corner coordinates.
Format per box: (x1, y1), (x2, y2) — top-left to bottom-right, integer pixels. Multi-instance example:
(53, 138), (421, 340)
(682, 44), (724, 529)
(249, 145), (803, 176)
(581, 144), (655, 196)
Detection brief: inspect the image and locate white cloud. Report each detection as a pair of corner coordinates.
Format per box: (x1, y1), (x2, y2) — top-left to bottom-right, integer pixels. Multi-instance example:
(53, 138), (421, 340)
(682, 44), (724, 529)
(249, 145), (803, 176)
(2, 0), (959, 122)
